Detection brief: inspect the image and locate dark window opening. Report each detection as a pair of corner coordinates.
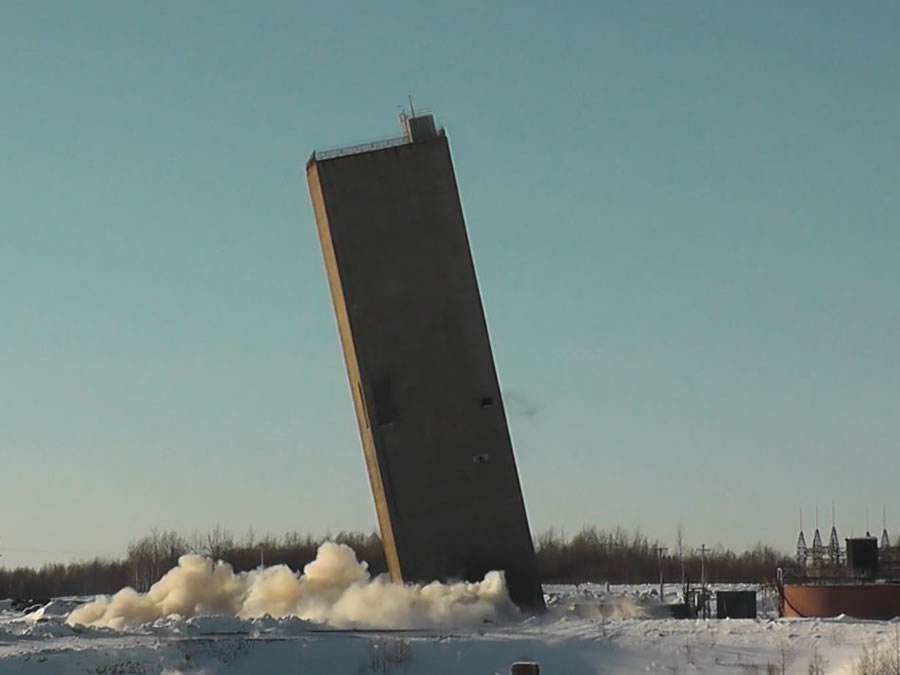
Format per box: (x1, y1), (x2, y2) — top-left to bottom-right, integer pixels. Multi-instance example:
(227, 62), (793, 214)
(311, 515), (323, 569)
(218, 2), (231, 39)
(373, 374), (399, 425)
(479, 396), (494, 407)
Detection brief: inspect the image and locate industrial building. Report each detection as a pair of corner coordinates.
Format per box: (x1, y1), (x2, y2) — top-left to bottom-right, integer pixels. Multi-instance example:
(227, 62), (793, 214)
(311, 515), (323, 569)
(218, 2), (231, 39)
(780, 523), (900, 619)
(306, 112), (544, 609)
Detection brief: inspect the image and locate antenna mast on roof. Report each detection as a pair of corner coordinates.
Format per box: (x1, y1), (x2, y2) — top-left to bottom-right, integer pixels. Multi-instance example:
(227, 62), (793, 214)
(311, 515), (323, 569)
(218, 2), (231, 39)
(408, 94), (416, 117)
(399, 101), (410, 140)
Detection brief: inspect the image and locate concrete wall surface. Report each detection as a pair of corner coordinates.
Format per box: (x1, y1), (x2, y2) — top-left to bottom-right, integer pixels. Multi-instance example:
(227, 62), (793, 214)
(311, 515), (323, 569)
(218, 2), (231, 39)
(307, 133), (543, 609)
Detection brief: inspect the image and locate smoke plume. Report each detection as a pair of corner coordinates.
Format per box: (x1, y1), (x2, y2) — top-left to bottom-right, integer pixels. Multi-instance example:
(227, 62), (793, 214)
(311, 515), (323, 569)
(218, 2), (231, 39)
(67, 542), (517, 630)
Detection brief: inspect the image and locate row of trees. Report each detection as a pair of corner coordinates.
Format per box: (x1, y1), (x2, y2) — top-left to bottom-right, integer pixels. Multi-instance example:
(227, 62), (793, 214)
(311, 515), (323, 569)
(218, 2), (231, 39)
(0, 526), (789, 600)
(535, 526), (791, 584)
(0, 529), (385, 599)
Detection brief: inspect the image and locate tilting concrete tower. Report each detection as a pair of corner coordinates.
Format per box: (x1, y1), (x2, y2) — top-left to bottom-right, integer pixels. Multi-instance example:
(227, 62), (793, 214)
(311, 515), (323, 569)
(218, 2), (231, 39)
(306, 113), (543, 609)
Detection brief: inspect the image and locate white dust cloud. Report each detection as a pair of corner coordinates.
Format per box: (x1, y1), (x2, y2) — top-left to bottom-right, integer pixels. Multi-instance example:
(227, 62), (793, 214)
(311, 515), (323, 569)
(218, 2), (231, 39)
(67, 542), (517, 630)
(567, 597), (648, 620)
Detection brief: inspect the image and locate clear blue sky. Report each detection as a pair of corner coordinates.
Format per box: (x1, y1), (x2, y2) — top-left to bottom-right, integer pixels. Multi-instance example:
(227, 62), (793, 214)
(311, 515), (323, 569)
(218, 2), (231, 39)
(1, 1), (898, 569)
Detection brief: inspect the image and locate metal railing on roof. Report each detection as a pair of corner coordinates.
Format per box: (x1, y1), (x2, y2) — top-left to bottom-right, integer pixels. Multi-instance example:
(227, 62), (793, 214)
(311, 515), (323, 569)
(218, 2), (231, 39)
(312, 135), (410, 162)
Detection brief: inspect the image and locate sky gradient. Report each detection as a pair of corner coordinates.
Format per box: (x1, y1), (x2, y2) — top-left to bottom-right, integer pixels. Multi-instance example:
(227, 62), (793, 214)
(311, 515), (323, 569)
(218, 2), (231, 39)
(1, 1), (898, 569)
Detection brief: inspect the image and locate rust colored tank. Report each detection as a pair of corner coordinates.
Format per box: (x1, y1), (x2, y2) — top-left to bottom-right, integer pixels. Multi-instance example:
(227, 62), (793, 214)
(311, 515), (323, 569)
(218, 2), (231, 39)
(782, 584), (900, 619)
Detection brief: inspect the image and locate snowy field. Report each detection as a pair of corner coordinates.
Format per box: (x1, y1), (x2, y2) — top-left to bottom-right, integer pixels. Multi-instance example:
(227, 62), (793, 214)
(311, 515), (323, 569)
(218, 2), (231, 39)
(1, 548), (898, 674)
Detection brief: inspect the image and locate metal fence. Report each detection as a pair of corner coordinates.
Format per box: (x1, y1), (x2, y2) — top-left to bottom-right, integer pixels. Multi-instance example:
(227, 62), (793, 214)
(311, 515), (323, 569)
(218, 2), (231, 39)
(312, 135), (409, 162)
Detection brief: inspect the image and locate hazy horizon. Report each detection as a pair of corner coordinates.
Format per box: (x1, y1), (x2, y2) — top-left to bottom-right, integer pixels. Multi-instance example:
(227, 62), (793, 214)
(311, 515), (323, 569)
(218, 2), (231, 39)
(0, 520), (853, 571)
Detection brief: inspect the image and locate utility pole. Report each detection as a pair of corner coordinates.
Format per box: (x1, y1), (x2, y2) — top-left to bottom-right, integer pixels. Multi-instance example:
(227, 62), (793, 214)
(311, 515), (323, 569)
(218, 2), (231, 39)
(696, 544), (710, 618)
(654, 546), (668, 603)
(697, 544), (709, 588)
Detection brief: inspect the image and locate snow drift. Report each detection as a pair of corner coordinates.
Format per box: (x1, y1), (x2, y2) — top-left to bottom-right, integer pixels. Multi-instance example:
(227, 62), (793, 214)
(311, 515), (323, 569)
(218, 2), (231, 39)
(67, 542), (517, 630)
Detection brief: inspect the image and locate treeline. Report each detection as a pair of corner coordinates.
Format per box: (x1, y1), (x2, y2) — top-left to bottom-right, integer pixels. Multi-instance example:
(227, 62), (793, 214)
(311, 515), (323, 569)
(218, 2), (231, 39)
(0, 526), (790, 600)
(0, 528), (385, 600)
(535, 526), (792, 585)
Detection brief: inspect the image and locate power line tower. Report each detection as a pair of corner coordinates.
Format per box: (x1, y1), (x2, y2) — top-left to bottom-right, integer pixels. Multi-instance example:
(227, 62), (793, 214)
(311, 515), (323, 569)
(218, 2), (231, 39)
(811, 505), (824, 568)
(828, 503), (841, 566)
(796, 508), (808, 567)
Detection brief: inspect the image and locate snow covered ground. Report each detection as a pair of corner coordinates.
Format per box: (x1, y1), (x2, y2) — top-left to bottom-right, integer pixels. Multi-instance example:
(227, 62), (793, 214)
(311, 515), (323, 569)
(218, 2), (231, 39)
(2, 586), (897, 674)
(1, 547), (897, 675)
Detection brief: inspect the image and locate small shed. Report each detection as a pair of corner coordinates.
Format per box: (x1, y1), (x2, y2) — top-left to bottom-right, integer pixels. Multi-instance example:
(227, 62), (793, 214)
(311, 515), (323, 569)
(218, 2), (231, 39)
(716, 590), (757, 619)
